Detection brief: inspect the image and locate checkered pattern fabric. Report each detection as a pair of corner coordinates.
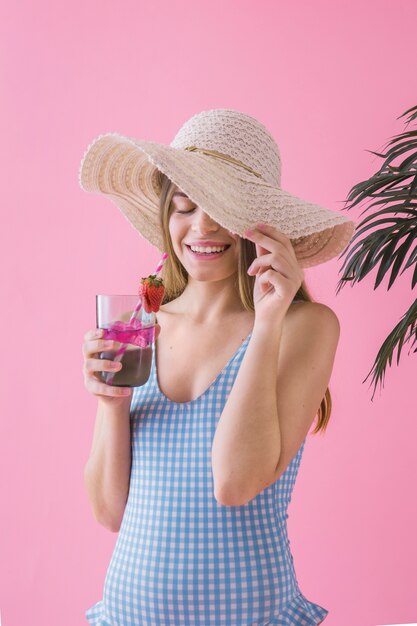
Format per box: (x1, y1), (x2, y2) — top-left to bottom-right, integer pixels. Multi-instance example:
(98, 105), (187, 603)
(86, 331), (328, 625)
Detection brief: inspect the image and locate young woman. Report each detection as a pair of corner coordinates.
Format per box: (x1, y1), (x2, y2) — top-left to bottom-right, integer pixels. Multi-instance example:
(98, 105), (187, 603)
(80, 108), (356, 625)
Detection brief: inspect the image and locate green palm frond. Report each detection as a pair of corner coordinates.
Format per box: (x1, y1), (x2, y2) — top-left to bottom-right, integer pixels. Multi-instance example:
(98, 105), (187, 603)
(336, 104), (417, 398)
(362, 299), (417, 402)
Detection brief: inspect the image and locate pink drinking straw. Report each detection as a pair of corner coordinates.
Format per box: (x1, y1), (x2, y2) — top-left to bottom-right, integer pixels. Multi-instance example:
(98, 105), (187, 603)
(106, 252), (168, 385)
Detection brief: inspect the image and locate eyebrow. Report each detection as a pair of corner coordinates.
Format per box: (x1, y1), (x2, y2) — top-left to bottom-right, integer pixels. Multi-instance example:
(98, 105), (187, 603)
(172, 191), (189, 197)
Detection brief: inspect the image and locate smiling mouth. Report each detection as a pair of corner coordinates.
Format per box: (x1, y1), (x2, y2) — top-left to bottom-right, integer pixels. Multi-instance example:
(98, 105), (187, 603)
(185, 244), (231, 257)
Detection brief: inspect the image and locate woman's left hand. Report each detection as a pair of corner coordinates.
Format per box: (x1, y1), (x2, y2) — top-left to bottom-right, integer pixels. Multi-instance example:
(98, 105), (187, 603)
(243, 223), (304, 324)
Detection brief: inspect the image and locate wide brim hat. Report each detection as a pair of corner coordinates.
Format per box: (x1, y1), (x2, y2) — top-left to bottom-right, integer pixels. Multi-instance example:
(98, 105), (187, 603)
(78, 108), (356, 268)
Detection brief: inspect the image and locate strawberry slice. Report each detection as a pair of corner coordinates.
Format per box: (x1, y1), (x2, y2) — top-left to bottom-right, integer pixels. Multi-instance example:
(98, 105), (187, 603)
(138, 273), (165, 313)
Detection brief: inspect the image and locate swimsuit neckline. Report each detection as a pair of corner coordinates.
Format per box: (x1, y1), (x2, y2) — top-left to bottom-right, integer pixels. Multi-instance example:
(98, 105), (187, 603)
(152, 331), (253, 406)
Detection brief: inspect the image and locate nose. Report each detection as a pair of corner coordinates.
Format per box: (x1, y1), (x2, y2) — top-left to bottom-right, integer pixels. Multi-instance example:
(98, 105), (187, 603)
(191, 207), (220, 234)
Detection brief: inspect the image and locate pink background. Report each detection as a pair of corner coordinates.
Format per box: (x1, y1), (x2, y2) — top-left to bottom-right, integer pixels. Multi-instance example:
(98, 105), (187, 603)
(1, 1), (416, 625)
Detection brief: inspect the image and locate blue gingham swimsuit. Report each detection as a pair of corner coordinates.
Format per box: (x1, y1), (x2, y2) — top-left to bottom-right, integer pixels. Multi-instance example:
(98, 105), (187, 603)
(86, 326), (329, 626)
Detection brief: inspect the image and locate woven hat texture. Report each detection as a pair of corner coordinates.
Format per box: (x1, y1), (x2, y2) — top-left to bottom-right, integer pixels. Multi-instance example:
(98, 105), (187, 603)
(78, 108), (356, 268)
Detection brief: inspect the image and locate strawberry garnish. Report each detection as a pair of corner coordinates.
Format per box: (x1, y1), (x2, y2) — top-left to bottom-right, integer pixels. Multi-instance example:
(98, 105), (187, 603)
(138, 273), (165, 313)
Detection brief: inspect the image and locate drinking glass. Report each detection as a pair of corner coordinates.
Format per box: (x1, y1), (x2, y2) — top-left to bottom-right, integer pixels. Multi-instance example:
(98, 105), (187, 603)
(96, 294), (156, 387)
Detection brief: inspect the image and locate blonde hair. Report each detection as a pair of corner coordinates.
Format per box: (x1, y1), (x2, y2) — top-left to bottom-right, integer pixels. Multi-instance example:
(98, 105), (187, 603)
(156, 171), (331, 434)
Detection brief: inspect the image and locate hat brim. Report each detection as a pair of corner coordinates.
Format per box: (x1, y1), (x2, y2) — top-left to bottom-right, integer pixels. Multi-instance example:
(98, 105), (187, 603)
(79, 133), (356, 268)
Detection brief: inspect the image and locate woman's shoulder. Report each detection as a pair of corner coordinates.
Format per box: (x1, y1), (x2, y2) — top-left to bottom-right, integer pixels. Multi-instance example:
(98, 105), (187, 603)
(287, 300), (340, 337)
(155, 300), (181, 325)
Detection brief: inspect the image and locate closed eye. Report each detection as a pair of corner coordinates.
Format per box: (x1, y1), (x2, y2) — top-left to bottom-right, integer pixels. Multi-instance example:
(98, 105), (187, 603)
(176, 208), (196, 214)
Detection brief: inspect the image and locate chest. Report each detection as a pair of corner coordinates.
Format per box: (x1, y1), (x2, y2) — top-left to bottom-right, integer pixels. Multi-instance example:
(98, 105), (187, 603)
(154, 325), (253, 404)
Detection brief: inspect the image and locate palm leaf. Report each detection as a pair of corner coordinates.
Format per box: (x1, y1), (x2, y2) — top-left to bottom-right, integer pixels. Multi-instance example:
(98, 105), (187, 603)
(363, 299), (417, 402)
(336, 104), (417, 397)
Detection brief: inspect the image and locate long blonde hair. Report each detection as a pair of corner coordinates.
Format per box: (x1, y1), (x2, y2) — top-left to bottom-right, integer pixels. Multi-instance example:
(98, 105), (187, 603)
(156, 171), (331, 434)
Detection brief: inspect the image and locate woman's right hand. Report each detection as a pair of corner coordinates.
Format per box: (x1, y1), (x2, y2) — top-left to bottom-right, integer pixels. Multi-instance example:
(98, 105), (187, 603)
(82, 324), (161, 402)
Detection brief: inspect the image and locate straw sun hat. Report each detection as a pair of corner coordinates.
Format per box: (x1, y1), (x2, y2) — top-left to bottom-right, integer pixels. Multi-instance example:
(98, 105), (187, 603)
(78, 108), (356, 268)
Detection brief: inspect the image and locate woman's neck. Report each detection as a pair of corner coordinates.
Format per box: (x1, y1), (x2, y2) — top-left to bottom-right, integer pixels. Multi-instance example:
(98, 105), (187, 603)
(170, 275), (246, 324)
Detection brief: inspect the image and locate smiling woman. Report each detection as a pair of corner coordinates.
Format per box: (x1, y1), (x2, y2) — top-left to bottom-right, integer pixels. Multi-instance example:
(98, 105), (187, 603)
(79, 108), (353, 626)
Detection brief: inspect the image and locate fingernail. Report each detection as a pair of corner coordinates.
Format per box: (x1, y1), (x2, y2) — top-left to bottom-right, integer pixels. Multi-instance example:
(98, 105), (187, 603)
(95, 329), (102, 337)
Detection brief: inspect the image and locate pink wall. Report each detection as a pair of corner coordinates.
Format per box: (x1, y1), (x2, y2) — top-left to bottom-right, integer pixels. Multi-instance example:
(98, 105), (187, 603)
(1, 1), (416, 625)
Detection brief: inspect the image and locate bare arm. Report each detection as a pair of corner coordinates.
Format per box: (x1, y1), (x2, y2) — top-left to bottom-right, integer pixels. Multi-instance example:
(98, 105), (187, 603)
(211, 319), (283, 506)
(211, 303), (340, 506)
(84, 395), (133, 532)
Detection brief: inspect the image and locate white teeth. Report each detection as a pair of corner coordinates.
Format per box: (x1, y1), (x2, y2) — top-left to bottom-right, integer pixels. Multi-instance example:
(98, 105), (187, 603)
(190, 245), (227, 254)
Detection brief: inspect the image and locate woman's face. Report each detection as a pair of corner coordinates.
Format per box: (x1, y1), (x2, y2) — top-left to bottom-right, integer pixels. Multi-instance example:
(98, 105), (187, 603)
(168, 185), (240, 280)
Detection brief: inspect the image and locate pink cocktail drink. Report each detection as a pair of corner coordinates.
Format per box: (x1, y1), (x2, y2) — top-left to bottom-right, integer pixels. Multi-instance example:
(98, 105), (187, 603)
(96, 295), (156, 388)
